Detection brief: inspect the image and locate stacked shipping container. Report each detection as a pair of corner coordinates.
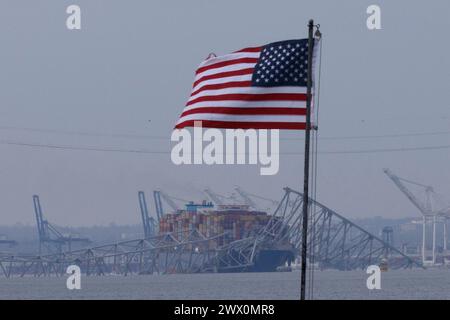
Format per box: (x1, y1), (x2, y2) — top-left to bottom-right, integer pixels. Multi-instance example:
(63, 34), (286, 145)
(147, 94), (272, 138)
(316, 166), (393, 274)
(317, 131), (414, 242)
(158, 205), (271, 247)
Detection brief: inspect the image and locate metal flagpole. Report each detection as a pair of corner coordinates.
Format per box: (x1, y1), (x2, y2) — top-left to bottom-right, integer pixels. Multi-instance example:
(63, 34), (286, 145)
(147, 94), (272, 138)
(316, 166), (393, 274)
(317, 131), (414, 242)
(300, 19), (315, 301)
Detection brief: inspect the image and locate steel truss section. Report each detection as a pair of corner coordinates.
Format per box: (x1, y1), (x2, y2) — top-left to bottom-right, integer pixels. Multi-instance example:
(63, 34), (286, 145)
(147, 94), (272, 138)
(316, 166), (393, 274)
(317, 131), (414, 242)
(260, 188), (422, 270)
(0, 230), (226, 278)
(0, 188), (421, 278)
(208, 188), (421, 272)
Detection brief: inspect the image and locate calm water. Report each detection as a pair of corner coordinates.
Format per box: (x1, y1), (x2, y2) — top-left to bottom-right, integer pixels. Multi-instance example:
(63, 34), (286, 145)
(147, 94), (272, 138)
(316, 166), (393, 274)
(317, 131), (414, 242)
(0, 269), (449, 300)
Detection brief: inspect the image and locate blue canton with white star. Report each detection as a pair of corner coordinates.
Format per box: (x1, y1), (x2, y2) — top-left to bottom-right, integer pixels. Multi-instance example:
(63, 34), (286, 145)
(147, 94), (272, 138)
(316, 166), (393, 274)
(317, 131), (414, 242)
(252, 39), (311, 87)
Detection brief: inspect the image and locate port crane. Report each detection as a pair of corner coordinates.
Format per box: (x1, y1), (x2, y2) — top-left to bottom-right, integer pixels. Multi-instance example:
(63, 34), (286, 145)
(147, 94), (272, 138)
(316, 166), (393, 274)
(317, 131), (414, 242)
(203, 188), (237, 206)
(234, 186), (259, 210)
(383, 169), (449, 265)
(138, 191), (157, 238)
(153, 189), (190, 219)
(33, 195), (90, 254)
(233, 186), (298, 211)
(233, 186), (286, 211)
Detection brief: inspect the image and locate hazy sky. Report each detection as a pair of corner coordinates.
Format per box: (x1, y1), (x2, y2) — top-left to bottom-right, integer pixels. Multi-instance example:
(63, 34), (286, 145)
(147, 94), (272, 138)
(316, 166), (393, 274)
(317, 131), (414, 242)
(0, 0), (449, 226)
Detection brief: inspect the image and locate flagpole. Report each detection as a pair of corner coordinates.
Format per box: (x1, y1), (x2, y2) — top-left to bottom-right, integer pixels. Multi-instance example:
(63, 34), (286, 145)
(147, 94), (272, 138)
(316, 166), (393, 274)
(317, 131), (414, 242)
(300, 19), (314, 301)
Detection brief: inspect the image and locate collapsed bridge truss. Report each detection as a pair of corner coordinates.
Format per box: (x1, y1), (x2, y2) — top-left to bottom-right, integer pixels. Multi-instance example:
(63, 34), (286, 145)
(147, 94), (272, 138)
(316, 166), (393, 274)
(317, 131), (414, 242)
(0, 188), (421, 278)
(213, 188), (421, 271)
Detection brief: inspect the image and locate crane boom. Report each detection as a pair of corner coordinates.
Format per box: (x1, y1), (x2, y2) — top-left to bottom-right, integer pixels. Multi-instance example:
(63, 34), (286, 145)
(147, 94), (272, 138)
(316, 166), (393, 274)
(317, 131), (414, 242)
(158, 191), (179, 211)
(203, 188), (224, 205)
(383, 168), (431, 216)
(234, 186), (259, 210)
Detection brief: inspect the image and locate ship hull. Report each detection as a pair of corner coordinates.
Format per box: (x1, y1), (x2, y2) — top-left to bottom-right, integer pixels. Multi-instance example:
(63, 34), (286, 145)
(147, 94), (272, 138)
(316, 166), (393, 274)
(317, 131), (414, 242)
(217, 248), (295, 273)
(251, 249), (295, 272)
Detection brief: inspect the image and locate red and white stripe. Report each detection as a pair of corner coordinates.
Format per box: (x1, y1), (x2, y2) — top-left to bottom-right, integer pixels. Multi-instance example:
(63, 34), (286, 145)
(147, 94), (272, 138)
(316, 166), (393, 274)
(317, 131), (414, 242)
(175, 46), (309, 130)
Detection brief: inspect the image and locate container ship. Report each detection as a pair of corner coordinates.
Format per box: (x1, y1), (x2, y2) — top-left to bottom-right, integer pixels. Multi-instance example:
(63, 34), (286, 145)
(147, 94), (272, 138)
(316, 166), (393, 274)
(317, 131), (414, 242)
(158, 201), (295, 272)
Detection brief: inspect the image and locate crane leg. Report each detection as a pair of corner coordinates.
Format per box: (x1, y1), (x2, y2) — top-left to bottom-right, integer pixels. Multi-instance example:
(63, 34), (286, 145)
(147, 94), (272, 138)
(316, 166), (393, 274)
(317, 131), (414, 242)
(422, 216), (426, 264)
(444, 218), (448, 253)
(432, 215), (436, 265)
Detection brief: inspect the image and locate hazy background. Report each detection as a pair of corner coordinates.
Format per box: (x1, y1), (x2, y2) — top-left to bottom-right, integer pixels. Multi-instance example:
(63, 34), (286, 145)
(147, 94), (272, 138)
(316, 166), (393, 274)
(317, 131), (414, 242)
(0, 0), (449, 227)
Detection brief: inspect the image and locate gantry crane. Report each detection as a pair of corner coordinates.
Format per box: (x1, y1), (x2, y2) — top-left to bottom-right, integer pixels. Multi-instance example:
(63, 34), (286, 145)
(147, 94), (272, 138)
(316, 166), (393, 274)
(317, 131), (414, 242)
(153, 189), (190, 219)
(33, 195), (91, 254)
(383, 169), (449, 265)
(234, 186), (259, 210)
(203, 188), (225, 205)
(203, 187), (241, 206)
(233, 186), (283, 211)
(138, 191), (157, 238)
(233, 186), (300, 212)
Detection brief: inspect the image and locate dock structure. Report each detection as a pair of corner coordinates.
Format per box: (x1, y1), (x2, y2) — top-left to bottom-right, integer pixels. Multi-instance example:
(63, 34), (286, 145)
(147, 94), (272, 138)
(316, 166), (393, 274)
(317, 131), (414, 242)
(0, 236), (17, 248)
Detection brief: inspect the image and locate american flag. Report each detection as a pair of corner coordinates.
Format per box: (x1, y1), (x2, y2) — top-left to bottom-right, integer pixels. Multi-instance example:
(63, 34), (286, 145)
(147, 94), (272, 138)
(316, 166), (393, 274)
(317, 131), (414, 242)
(175, 39), (318, 130)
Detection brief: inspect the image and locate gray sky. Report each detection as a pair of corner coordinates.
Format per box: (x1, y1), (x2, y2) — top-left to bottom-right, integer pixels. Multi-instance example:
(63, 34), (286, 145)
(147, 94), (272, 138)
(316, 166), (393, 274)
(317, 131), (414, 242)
(0, 0), (449, 226)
